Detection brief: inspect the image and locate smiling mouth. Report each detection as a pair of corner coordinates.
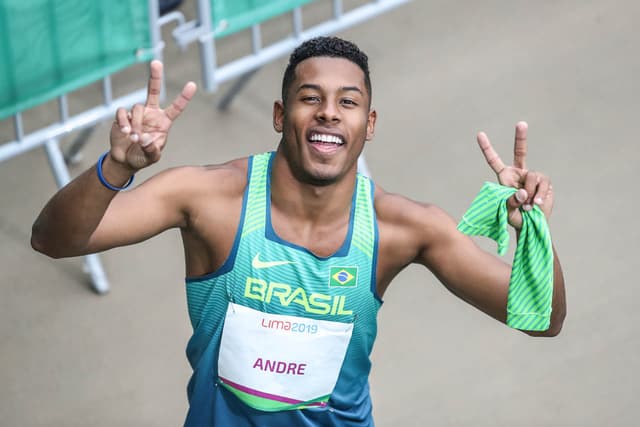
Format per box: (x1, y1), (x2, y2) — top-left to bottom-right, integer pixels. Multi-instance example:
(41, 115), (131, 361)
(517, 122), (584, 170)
(308, 132), (345, 146)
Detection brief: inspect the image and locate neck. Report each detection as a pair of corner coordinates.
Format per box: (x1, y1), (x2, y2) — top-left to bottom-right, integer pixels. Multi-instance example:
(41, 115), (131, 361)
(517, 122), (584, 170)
(270, 152), (356, 225)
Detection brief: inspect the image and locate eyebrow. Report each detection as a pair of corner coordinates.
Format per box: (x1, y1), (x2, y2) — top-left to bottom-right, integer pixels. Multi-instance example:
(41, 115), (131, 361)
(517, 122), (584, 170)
(296, 83), (363, 95)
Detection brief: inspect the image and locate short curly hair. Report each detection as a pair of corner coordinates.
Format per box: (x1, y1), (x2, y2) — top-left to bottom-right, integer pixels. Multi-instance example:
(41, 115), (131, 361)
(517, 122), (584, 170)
(281, 36), (372, 106)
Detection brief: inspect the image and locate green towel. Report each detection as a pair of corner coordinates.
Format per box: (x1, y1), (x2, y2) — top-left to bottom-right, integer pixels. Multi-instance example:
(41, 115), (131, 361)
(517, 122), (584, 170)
(457, 182), (553, 331)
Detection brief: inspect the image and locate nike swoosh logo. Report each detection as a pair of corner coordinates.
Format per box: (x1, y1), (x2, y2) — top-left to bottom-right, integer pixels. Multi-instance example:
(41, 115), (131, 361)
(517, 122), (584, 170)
(252, 253), (296, 269)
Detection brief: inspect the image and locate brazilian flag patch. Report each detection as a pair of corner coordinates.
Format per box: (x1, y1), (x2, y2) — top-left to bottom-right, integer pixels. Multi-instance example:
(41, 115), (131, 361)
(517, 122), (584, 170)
(329, 267), (358, 288)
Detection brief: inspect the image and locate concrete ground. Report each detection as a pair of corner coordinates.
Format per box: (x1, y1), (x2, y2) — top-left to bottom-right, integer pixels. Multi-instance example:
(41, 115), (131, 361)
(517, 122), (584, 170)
(1, 0), (638, 425)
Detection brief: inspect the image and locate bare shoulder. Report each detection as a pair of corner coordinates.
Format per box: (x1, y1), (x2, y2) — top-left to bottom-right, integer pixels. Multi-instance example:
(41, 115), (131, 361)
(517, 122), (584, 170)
(156, 157), (248, 193)
(136, 157), (249, 205)
(194, 157), (249, 198)
(373, 185), (460, 287)
(374, 185), (458, 247)
(372, 185), (467, 296)
(113, 157), (250, 231)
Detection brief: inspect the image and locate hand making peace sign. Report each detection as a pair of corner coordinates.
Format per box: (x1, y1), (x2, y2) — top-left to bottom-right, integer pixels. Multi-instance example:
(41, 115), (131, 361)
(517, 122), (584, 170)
(109, 60), (197, 171)
(477, 121), (554, 229)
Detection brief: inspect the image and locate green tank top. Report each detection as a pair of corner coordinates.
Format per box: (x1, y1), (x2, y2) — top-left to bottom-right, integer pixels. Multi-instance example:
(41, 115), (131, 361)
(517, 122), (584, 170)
(184, 152), (381, 424)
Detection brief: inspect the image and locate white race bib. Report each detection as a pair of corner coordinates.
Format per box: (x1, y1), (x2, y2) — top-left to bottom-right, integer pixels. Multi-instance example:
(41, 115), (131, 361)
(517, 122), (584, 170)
(218, 303), (353, 411)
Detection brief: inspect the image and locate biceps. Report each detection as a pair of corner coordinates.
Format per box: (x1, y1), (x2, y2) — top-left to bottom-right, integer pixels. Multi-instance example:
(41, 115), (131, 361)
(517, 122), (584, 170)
(87, 189), (185, 252)
(423, 233), (512, 323)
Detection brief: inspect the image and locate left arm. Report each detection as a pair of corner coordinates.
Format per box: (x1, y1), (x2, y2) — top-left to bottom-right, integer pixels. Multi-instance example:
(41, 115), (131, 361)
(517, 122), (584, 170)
(419, 122), (566, 336)
(414, 206), (565, 337)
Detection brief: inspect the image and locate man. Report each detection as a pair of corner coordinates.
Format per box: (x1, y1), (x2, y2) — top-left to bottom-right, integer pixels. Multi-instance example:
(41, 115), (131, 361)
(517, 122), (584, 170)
(31, 37), (566, 426)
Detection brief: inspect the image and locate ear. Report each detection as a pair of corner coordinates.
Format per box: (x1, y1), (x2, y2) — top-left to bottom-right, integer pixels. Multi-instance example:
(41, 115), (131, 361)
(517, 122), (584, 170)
(365, 108), (377, 141)
(273, 100), (284, 133)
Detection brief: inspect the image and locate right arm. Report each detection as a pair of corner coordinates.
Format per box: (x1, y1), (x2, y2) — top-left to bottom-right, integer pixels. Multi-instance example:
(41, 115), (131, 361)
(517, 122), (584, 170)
(31, 163), (199, 258)
(31, 61), (197, 258)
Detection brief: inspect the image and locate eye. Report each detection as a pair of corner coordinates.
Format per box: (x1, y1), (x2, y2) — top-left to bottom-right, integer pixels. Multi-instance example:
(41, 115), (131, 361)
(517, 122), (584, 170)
(340, 98), (358, 107)
(302, 95), (320, 103)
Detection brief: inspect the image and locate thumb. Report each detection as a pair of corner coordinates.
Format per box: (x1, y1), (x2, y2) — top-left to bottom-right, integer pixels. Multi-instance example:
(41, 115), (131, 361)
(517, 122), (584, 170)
(140, 134), (162, 164)
(507, 189), (527, 228)
(508, 188), (528, 210)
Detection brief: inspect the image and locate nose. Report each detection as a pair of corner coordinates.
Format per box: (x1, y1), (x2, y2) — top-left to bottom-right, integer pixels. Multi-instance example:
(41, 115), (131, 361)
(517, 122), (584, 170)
(316, 99), (340, 123)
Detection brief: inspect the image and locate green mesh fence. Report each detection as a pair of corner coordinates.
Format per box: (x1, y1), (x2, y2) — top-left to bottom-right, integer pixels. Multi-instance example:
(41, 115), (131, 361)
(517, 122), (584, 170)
(211, 0), (314, 38)
(0, 0), (153, 119)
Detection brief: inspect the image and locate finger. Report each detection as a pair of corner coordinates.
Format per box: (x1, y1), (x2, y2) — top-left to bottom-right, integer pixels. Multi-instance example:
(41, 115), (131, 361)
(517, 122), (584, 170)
(115, 108), (131, 134)
(140, 132), (153, 147)
(508, 208), (522, 228)
(129, 104), (145, 142)
(521, 171), (540, 210)
(145, 60), (163, 108)
(546, 184), (554, 209)
(477, 131), (506, 175)
(507, 188), (528, 210)
(507, 188), (527, 226)
(513, 121), (528, 170)
(165, 81), (197, 122)
(533, 174), (551, 206)
(141, 139), (162, 163)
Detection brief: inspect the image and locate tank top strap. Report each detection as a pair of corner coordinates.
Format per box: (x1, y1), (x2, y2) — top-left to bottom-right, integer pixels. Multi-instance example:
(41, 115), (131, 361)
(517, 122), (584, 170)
(241, 152), (272, 237)
(352, 173), (378, 262)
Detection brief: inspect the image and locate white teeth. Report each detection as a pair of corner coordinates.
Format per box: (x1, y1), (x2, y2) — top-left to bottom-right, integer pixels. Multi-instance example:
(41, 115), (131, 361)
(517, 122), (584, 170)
(310, 133), (344, 145)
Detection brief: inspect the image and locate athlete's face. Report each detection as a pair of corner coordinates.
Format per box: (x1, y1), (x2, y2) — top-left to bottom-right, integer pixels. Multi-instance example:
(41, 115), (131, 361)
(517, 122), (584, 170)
(273, 56), (376, 185)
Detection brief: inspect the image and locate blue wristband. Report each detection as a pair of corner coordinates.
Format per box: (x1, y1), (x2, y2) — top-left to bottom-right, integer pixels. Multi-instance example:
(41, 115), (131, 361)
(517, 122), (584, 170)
(96, 151), (134, 191)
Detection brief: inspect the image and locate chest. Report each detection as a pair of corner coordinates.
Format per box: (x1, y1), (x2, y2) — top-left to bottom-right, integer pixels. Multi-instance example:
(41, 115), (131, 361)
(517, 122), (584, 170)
(269, 210), (350, 259)
(226, 224), (370, 318)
